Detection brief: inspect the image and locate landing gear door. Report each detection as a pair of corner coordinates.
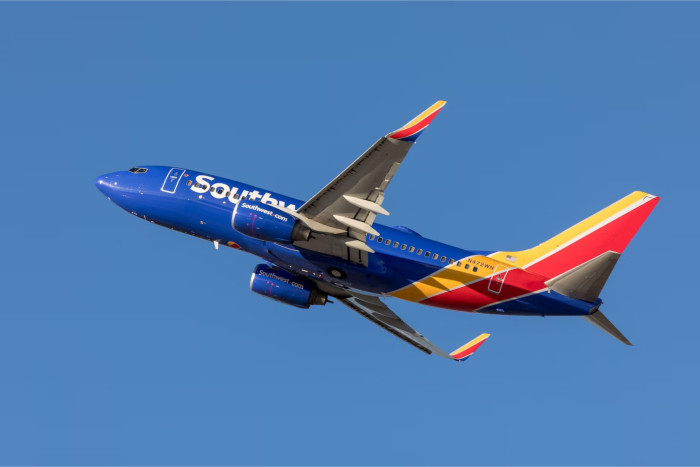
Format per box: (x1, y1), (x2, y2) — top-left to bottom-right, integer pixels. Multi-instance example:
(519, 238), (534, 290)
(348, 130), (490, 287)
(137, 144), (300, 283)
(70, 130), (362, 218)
(161, 168), (185, 194)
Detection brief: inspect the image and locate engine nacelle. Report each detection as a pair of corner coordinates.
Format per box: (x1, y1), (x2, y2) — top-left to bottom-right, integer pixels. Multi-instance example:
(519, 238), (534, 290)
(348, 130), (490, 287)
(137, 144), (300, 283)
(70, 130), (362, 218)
(232, 200), (310, 243)
(250, 265), (328, 309)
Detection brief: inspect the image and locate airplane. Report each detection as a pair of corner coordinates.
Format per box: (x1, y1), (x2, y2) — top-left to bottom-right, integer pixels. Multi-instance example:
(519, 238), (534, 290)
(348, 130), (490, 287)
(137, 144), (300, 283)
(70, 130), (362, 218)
(94, 101), (659, 362)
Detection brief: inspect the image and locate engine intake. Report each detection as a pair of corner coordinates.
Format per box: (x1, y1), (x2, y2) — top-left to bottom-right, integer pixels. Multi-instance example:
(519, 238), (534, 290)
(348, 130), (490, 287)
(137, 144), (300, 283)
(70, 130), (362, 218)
(250, 265), (328, 309)
(233, 200), (310, 243)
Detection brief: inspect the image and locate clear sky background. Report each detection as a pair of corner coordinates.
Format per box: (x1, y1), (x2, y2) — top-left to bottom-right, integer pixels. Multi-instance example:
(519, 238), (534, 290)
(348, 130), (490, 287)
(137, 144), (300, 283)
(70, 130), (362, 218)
(0, 2), (698, 465)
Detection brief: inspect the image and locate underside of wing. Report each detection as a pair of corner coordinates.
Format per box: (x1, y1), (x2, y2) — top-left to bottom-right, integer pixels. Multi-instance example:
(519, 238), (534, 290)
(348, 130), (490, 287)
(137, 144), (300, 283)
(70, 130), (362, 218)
(335, 291), (489, 362)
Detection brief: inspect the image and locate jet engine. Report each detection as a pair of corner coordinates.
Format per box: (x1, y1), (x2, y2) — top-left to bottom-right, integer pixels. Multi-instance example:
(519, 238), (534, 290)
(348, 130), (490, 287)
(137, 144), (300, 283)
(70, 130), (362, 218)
(250, 265), (328, 309)
(232, 200), (310, 243)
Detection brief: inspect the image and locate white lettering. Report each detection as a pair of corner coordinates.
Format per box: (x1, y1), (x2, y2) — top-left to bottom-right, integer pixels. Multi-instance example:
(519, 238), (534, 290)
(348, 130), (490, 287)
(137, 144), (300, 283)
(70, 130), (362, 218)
(278, 200), (297, 210)
(191, 175), (214, 194)
(189, 175), (298, 210)
(241, 202), (289, 222)
(210, 182), (230, 199)
(258, 270), (305, 289)
(227, 186), (239, 202)
(261, 192), (278, 206)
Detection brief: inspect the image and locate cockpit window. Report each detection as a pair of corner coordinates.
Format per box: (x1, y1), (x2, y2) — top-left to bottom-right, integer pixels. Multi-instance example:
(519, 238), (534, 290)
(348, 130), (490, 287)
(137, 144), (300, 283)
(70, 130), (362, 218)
(128, 167), (148, 174)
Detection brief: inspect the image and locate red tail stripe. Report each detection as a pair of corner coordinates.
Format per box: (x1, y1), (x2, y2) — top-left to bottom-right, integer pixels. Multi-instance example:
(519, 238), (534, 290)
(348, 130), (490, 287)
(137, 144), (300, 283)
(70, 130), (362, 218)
(527, 198), (658, 278)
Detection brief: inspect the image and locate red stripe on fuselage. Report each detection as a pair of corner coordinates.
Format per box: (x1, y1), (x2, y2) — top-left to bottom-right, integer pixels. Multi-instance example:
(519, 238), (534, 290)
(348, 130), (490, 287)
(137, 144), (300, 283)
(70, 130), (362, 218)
(421, 268), (546, 311)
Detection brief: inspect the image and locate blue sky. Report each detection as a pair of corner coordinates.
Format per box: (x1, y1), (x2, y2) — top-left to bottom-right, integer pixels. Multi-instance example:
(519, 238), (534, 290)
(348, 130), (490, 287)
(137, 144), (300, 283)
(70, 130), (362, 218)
(0, 2), (698, 465)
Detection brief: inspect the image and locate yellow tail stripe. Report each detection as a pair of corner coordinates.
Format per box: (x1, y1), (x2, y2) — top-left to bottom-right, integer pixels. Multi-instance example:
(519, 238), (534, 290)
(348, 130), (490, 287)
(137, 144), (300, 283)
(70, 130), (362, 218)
(489, 191), (653, 268)
(393, 100), (446, 132)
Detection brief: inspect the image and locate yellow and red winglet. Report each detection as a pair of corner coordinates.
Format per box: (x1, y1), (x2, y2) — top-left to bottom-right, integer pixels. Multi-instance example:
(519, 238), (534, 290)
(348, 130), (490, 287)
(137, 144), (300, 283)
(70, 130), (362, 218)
(388, 100), (446, 142)
(450, 333), (490, 361)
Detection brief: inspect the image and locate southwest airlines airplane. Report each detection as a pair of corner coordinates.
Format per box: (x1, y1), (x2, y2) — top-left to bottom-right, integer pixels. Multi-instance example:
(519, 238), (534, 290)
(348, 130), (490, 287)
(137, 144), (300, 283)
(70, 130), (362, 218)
(95, 101), (658, 362)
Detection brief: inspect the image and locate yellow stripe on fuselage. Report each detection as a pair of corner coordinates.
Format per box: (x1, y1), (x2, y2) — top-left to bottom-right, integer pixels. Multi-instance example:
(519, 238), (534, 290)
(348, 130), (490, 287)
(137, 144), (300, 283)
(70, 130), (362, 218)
(488, 191), (652, 268)
(390, 255), (505, 302)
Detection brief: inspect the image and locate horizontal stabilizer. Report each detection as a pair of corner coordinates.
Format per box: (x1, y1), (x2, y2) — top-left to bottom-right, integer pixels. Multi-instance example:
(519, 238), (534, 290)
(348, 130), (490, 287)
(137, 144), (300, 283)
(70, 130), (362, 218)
(545, 251), (621, 302)
(582, 308), (632, 345)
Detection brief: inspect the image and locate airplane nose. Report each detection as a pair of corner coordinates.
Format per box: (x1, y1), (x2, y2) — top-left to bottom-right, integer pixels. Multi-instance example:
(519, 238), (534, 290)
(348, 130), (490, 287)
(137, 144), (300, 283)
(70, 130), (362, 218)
(94, 174), (110, 196)
(94, 173), (119, 197)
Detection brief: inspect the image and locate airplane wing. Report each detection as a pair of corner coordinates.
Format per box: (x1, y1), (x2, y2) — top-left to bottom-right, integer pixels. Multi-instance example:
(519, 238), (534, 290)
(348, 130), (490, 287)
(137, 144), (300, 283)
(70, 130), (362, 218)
(337, 292), (489, 361)
(291, 101), (446, 265)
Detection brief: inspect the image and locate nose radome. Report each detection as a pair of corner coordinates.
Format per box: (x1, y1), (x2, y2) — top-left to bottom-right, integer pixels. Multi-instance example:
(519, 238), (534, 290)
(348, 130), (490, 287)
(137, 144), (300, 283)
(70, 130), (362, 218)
(94, 173), (120, 197)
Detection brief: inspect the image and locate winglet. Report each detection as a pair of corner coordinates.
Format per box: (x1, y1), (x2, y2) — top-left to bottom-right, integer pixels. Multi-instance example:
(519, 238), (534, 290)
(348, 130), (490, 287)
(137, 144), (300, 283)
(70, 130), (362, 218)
(388, 100), (446, 142)
(450, 333), (490, 361)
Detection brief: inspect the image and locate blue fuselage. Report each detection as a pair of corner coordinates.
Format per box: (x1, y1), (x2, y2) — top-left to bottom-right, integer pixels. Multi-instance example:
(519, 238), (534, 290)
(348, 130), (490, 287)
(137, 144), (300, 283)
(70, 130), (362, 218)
(95, 166), (594, 317)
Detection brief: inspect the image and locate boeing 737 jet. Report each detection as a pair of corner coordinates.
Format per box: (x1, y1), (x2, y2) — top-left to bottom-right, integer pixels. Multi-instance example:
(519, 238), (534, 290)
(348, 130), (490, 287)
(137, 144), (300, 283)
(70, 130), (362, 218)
(95, 101), (658, 361)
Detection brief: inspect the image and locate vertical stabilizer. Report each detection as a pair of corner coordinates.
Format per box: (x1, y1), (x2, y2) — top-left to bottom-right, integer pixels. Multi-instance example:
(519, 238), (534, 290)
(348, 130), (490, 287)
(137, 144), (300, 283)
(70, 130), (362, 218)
(490, 192), (659, 280)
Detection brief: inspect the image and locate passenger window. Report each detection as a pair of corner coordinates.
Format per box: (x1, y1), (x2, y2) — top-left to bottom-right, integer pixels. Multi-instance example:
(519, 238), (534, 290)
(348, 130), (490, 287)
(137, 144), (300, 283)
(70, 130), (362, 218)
(233, 193), (240, 199)
(457, 261), (462, 267)
(377, 237), (383, 243)
(210, 187), (215, 193)
(432, 253), (439, 260)
(393, 241), (399, 248)
(187, 180), (193, 186)
(401, 244), (407, 250)
(409, 246), (415, 253)
(416, 249), (423, 255)
(385, 239), (391, 245)
(217, 188), (224, 194)
(473, 266), (478, 272)
(440, 256), (446, 262)
(448, 258), (454, 264)
(369, 235), (375, 241)
(425, 251), (430, 257)
(225, 191), (230, 197)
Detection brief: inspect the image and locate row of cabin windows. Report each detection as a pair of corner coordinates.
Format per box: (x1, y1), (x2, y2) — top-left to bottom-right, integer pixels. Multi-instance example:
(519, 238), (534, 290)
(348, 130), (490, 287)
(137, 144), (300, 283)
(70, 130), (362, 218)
(181, 183), (480, 272)
(367, 234), (480, 272)
(187, 180), (245, 200)
(180, 185), (482, 273)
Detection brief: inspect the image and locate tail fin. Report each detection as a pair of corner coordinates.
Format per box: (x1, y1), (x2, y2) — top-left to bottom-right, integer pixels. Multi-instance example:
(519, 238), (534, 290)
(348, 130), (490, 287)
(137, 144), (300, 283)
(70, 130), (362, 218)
(491, 191), (659, 280)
